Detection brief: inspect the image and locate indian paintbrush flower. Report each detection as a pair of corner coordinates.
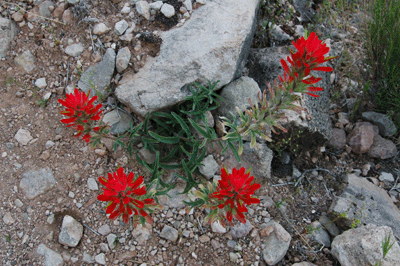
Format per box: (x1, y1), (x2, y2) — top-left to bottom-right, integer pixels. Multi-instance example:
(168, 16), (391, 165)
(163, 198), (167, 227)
(97, 167), (156, 225)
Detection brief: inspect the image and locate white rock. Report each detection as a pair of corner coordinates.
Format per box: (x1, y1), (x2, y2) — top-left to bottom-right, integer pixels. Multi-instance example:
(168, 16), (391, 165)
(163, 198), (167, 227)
(94, 253), (106, 265)
(132, 224), (152, 244)
(379, 172), (395, 182)
(115, 20), (129, 35)
(121, 6), (131, 14)
(35, 78), (47, 88)
(136, 1), (150, 20)
(3, 212), (15, 225)
(116, 47), (131, 73)
(93, 23), (110, 35)
(19, 167), (56, 199)
(64, 43), (84, 57)
(87, 177), (99, 190)
(58, 215), (83, 247)
(198, 155), (219, 179)
(107, 233), (118, 249)
(98, 224), (111, 236)
(45, 140), (55, 149)
(149, 1), (163, 11)
(37, 244), (64, 266)
(211, 221), (227, 234)
(183, 0), (192, 12)
(161, 3), (175, 18)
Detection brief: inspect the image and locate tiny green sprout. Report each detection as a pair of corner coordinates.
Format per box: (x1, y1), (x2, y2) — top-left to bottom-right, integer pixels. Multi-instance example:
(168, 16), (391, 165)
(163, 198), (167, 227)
(382, 233), (395, 259)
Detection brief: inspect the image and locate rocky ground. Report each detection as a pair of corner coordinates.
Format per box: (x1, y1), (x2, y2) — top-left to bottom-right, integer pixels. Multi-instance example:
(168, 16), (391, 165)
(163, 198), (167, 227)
(1, 0), (400, 266)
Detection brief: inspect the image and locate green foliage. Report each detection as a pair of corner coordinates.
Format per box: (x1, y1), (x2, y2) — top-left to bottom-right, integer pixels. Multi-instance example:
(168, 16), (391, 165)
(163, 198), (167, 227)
(382, 233), (395, 259)
(366, 0), (400, 127)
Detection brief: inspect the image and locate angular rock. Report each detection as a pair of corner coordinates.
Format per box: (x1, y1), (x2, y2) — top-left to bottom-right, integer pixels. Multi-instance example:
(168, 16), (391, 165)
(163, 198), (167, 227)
(211, 221), (227, 234)
(115, 20), (129, 35)
(270, 24), (290, 43)
(15, 128), (33, 145)
(247, 47), (332, 142)
(158, 184), (189, 208)
(78, 48), (116, 98)
(347, 122), (375, 154)
(308, 221), (331, 247)
(87, 177), (98, 190)
(12, 11), (25, 22)
(137, 148), (156, 164)
(161, 3), (175, 18)
(260, 221), (292, 265)
(160, 225), (178, 242)
(107, 233), (118, 249)
(149, 1), (163, 11)
(132, 223), (152, 244)
(58, 215), (83, 247)
(198, 155), (219, 179)
(331, 224), (400, 266)
(14, 50), (36, 72)
(20, 167), (56, 199)
(329, 174), (400, 239)
(293, 0), (316, 22)
(102, 109), (133, 134)
(35, 78), (47, 88)
(98, 224), (111, 236)
(136, 1), (150, 20)
(379, 172), (395, 182)
(362, 111), (397, 137)
(116, 0), (259, 117)
(0, 17), (18, 58)
(116, 47), (131, 73)
(93, 23), (110, 35)
(82, 252), (94, 263)
(230, 220), (253, 238)
(319, 215), (340, 237)
(183, 0), (192, 12)
(3, 212), (15, 225)
(94, 253), (106, 265)
(327, 128), (346, 150)
(38, 1), (54, 18)
(367, 135), (397, 159)
(65, 43), (84, 57)
(37, 244), (64, 266)
(217, 76), (260, 118)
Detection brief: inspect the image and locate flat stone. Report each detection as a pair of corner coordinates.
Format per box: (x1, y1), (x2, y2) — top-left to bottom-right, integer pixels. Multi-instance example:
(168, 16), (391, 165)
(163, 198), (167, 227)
(116, 0), (259, 117)
(136, 1), (150, 20)
(78, 48), (116, 98)
(35, 77), (47, 88)
(198, 155), (219, 179)
(93, 23), (110, 35)
(58, 215), (83, 247)
(149, 1), (163, 10)
(331, 224), (400, 266)
(230, 220), (253, 238)
(379, 172), (395, 182)
(115, 20), (129, 35)
(199, 235), (210, 243)
(328, 128), (346, 150)
(121, 6), (131, 14)
(45, 140), (55, 149)
(160, 3), (175, 18)
(362, 111), (397, 137)
(107, 233), (118, 249)
(87, 177), (98, 190)
(347, 122), (375, 154)
(158, 184), (189, 208)
(212, 221), (227, 234)
(132, 223), (152, 245)
(37, 244), (64, 266)
(20, 167), (56, 199)
(308, 221), (331, 247)
(367, 135), (397, 159)
(329, 174), (400, 239)
(116, 47), (131, 73)
(15, 128), (33, 145)
(102, 109), (133, 134)
(261, 221), (292, 265)
(65, 43), (84, 57)
(3, 212), (15, 225)
(94, 253), (106, 265)
(12, 11), (25, 22)
(82, 252), (94, 263)
(160, 225), (178, 242)
(98, 224), (111, 236)
(319, 215), (340, 237)
(14, 50), (36, 72)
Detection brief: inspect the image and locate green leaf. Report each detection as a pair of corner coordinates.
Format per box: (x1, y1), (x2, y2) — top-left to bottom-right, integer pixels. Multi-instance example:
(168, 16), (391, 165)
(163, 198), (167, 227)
(161, 145), (180, 162)
(149, 131), (180, 144)
(181, 160), (198, 194)
(227, 140), (241, 162)
(171, 112), (191, 137)
(188, 118), (209, 138)
(183, 199), (205, 208)
(143, 113), (151, 135)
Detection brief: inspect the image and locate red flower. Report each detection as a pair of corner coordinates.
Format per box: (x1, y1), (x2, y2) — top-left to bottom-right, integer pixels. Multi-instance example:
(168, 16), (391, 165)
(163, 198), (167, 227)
(58, 88), (103, 141)
(211, 167), (260, 224)
(279, 32), (336, 97)
(97, 167), (155, 224)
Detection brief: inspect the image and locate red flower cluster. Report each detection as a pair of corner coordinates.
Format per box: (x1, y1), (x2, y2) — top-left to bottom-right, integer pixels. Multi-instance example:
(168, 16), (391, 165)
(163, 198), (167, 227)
(279, 32), (335, 97)
(211, 167), (260, 224)
(97, 167), (155, 224)
(58, 88), (103, 142)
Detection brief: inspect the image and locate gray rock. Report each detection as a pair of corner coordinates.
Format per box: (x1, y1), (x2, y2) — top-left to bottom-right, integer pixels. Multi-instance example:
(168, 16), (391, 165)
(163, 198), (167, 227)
(94, 253), (106, 265)
(138, 148), (156, 164)
(87, 177), (98, 190)
(367, 135), (397, 159)
(98, 224), (111, 236)
(158, 184), (189, 208)
(211, 221), (227, 234)
(121, 6), (131, 14)
(270, 24), (290, 43)
(132, 224), (152, 244)
(65, 43), (84, 57)
(217, 76), (260, 118)
(78, 48), (116, 98)
(107, 233), (118, 249)
(327, 128), (346, 150)
(161, 3), (175, 18)
(115, 20), (129, 35)
(308, 221), (331, 247)
(58, 215), (83, 247)
(261, 221), (292, 265)
(230, 220), (253, 238)
(347, 122), (375, 154)
(0, 17), (18, 58)
(362, 111), (397, 137)
(45, 140), (55, 149)
(160, 225), (179, 242)
(319, 215), (340, 237)
(38, 1), (54, 18)
(329, 174), (400, 239)
(35, 77), (47, 88)
(149, 1), (163, 11)
(116, 47), (131, 73)
(294, 25), (305, 37)
(331, 224), (400, 266)
(20, 167), (56, 199)
(15, 128), (33, 145)
(14, 50), (36, 72)
(198, 155), (219, 179)
(116, 0), (259, 117)
(93, 23), (110, 35)
(102, 109), (133, 134)
(136, 1), (150, 20)
(3, 212), (15, 225)
(293, 0), (316, 22)
(183, 0), (192, 12)
(379, 172), (395, 182)
(247, 47), (332, 142)
(37, 244), (64, 266)
(82, 252), (94, 263)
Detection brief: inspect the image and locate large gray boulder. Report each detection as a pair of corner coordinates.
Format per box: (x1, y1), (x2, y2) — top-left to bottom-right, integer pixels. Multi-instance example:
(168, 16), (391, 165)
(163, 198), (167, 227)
(0, 17), (18, 58)
(115, 0), (259, 117)
(329, 174), (400, 239)
(247, 47), (332, 143)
